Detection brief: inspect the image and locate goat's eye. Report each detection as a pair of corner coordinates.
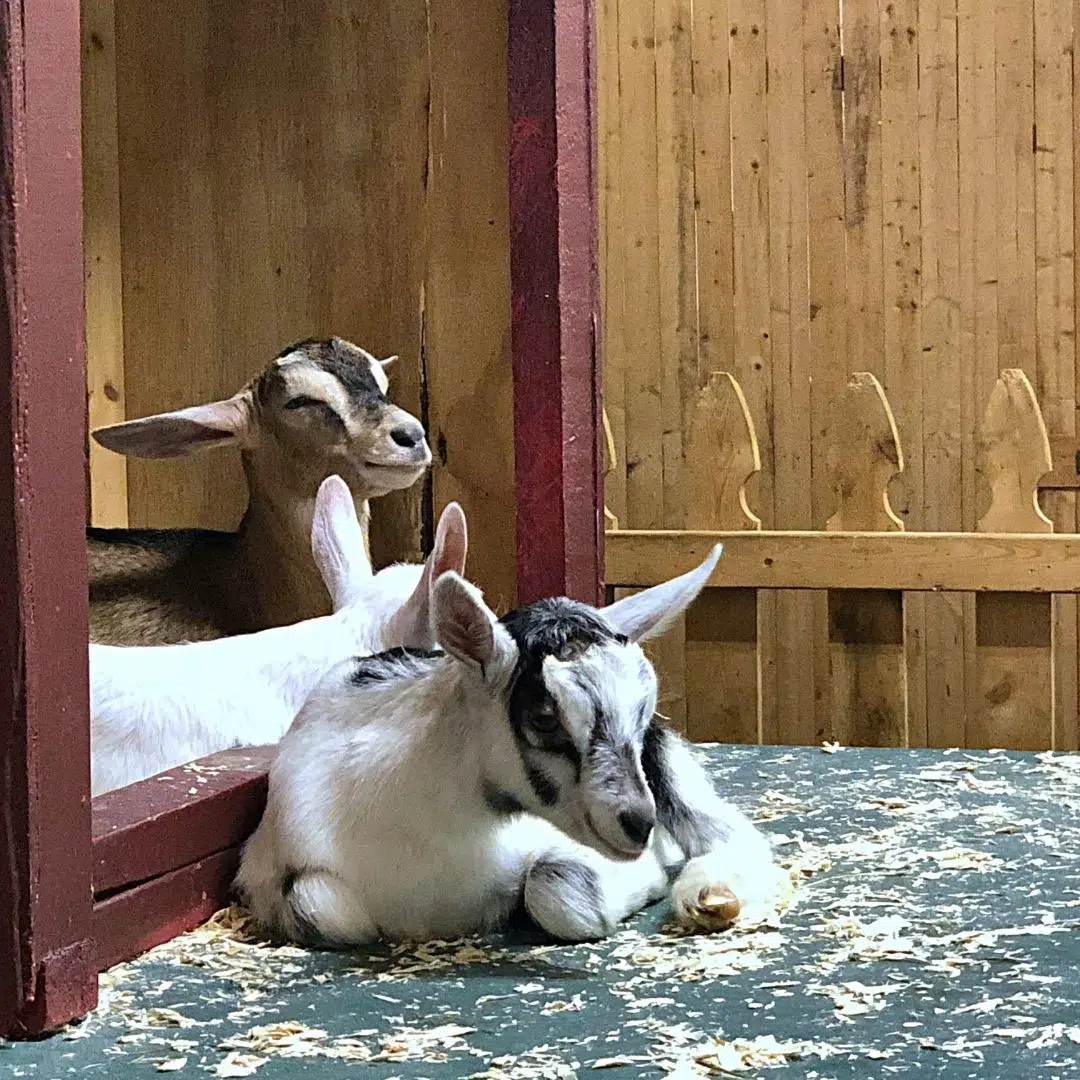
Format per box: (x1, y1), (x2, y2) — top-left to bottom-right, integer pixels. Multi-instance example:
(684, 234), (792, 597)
(284, 395), (322, 410)
(529, 709), (560, 734)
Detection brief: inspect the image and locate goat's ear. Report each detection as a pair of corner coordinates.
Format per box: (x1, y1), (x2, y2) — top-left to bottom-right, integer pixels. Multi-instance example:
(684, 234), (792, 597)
(379, 355), (398, 369)
(311, 475), (372, 610)
(92, 391), (254, 459)
(599, 544), (722, 643)
(385, 502), (468, 646)
(433, 571), (514, 675)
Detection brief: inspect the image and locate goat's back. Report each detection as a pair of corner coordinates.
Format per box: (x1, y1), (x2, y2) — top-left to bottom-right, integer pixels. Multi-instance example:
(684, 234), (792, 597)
(88, 527), (239, 645)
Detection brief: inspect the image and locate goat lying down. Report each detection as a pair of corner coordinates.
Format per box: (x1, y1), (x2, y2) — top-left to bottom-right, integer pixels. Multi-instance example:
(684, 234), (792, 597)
(90, 477), (466, 796)
(237, 547), (783, 945)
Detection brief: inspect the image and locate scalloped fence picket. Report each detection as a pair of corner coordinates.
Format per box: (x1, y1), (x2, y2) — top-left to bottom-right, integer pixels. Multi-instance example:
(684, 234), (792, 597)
(605, 370), (1080, 750)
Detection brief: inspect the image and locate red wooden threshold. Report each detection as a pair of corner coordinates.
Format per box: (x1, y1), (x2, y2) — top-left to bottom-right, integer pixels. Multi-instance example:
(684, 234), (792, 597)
(92, 747), (273, 896)
(508, 0), (604, 607)
(93, 849), (243, 973)
(89, 747), (273, 973)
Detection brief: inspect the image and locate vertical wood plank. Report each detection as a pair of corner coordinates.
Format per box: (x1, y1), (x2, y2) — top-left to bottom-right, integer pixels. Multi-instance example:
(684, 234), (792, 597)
(598, 0), (628, 529)
(957, 0), (998, 747)
(650, 0), (697, 726)
(425, 0), (516, 608)
(1034, 0), (1077, 750)
(842, 0), (885, 381)
(880, 0), (924, 750)
(692, 0), (735, 393)
(802, 0), (847, 744)
(826, 373), (908, 746)
(618, 0), (663, 531)
(688, 0), (738, 740)
(765, 0), (814, 747)
(919, 0), (966, 749)
(81, 0), (128, 528)
(973, 370), (1055, 749)
(655, 0), (696, 528)
(684, 373), (763, 744)
(996, 0), (1038, 378)
(0, 0), (96, 1035)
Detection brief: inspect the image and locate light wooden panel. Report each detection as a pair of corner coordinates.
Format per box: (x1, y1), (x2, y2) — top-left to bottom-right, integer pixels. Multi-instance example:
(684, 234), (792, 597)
(918, 0), (965, 748)
(764, 0), (814, 747)
(82, 0), (128, 528)
(110, 0), (434, 564)
(825, 373), (907, 746)
(599, 0), (1078, 752)
(424, 0), (515, 608)
(85, 0), (514, 593)
(972, 370), (1055, 748)
(683, 373), (762, 744)
(607, 530), (1080, 593)
(1034, 0), (1078, 750)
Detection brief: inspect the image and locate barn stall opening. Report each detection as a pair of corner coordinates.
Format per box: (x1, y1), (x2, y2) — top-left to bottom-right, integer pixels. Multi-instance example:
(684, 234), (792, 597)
(1, 0), (598, 1036)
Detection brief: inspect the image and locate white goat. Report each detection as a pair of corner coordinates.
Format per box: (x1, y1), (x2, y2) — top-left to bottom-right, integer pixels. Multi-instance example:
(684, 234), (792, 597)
(237, 547), (783, 946)
(90, 476), (466, 797)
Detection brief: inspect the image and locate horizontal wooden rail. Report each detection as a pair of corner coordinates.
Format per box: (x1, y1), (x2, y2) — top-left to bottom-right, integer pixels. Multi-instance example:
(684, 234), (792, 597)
(606, 530), (1080, 592)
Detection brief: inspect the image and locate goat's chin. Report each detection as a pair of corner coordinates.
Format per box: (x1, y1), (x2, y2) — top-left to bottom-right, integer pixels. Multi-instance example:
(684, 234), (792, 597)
(575, 811), (644, 864)
(355, 462), (429, 495)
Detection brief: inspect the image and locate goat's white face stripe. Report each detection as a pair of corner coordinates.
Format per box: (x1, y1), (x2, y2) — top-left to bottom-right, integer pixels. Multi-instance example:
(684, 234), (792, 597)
(277, 365), (355, 417)
(369, 358), (390, 396)
(542, 643), (654, 751)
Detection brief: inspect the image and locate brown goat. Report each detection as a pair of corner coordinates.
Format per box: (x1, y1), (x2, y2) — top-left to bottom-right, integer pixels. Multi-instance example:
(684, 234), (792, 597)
(88, 338), (431, 645)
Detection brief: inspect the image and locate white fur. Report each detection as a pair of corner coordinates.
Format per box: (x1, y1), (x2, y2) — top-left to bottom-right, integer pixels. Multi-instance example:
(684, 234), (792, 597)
(237, 544), (782, 946)
(90, 479), (466, 796)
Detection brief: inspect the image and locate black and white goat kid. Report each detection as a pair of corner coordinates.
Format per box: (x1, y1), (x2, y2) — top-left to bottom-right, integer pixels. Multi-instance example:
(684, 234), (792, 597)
(237, 546), (783, 945)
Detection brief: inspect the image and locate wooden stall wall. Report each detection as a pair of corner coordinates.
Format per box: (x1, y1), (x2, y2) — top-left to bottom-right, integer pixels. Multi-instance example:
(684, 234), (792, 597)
(599, 0), (1080, 750)
(81, 0), (515, 607)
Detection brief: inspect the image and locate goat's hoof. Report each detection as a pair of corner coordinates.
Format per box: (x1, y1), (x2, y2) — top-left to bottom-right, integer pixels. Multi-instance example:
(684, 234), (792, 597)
(679, 884), (741, 933)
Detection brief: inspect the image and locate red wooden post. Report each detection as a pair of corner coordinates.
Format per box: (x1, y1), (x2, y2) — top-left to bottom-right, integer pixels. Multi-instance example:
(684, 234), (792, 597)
(0, 0), (97, 1036)
(508, 0), (604, 606)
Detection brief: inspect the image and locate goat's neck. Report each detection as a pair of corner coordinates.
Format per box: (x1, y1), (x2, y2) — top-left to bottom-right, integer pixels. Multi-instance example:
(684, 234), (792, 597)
(234, 461), (372, 629)
(377, 668), (519, 830)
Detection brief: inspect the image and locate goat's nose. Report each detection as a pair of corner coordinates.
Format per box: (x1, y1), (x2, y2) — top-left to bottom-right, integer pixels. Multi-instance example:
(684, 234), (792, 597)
(618, 808), (654, 849)
(390, 423), (425, 449)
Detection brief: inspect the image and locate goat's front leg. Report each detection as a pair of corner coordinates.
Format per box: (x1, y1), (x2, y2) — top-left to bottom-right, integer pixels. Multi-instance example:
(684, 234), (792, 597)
(502, 819), (668, 942)
(643, 722), (784, 932)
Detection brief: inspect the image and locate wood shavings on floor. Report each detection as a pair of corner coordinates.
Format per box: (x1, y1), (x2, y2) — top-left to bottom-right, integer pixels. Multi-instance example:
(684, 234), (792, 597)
(6, 744), (1080, 1077)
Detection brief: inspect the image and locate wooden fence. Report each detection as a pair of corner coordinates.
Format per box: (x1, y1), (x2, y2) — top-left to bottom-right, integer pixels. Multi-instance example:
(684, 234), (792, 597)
(598, 0), (1080, 751)
(606, 369), (1080, 751)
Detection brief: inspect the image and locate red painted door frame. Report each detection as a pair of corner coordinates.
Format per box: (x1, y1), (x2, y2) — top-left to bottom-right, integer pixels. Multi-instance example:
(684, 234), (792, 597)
(508, 0), (604, 607)
(0, 0), (602, 1037)
(0, 0), (98, 1036)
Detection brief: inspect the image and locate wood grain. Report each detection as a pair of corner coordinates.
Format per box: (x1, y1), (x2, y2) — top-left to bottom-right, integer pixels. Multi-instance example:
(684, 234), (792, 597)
(683, 373), (762, 744)
(801, 0), (846, 746)
(81, 0), (128, 528)
(1033, 0), (1077, 751)
(425, 0), (515, 608)
(825, 373), (907, 746)
(972, 369), (1055, 749)
(607, 529), (1080, 592)
(764, 0), (814, 747)
(919, 0), (964, 748)
(112, 0), (431, 565)
(92, 747), (271, 896)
